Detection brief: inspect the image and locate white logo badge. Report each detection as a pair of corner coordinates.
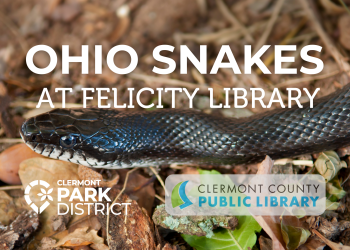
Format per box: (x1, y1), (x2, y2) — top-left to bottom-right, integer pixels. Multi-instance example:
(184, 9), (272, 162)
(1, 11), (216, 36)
(24, 180), (53, 214)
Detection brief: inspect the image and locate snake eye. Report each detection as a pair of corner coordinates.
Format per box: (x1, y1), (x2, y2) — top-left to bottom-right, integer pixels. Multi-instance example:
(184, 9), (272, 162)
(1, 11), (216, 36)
(60, 135), (76, 148)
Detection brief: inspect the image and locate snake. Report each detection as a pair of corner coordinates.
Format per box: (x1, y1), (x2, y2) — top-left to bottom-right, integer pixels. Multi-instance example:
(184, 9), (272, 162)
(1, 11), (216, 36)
(20, 84), (350, 168)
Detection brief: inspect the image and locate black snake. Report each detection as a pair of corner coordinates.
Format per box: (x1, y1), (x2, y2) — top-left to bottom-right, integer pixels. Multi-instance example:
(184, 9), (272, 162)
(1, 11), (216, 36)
(20, 84), (350, 168)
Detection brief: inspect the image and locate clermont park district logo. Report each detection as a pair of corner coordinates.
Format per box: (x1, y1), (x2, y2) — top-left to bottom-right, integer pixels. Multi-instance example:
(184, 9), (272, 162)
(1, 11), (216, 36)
(24, 180), (53, 214)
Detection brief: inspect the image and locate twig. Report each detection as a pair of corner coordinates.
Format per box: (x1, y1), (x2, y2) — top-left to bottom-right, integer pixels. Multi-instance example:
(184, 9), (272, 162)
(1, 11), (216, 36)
(174, 21), (267, 46)
(273, 159), (314, 167)
(155, 194), (165, 203)
(288, 32), (317, 44)
(149, 166), (168, 196)
(253, 0), (285, 55)
(312, 228), (350, 250)
(217, 21), (267, 45)
(0, 138), (23, 143)
(106, 167), (139, 245)
(216, 0), (254, 43)
(338, 0), (350, 16)
(275, 70), (340, 88)
(0, 185), (22, 191)
(196, 0), (207, 16)
(299, 0), (350, 75)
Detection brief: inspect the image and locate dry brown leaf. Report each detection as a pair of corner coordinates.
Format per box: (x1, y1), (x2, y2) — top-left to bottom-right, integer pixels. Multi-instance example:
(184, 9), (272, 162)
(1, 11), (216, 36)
(320, 0), (345, 14)
(37, 237), (57, 250)
(254, 156), (285, 250)
(68, 215), (101, 233)
(0, 144), (43, 184)
(18, 158), (90, 245)
(338, 14), (350, 51)
(299, 236), (326, 250)
(90, 243), (109, 250)
(117, 170), (155, 215)
(78, 165), (119, 188)
(259, 235), (273, 250)
(51, 2), (82, 22)
(97, 189), (156, 249)
(54, 227), (105, 247)
(0, 191), (28, 225)
(156, 243), (177, 250)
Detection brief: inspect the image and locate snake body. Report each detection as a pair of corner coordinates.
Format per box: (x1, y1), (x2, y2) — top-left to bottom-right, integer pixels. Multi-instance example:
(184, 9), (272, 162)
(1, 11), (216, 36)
(20, 84), (350, 168)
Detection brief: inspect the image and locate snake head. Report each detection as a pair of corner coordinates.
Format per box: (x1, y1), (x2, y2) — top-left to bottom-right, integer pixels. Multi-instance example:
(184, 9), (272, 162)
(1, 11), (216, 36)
(20, 108), (112, 167)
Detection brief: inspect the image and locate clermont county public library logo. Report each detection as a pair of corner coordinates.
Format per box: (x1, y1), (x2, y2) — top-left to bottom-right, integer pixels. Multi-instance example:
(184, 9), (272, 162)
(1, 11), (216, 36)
(171, 180), (193, 209)
(24, 180), (53, 214)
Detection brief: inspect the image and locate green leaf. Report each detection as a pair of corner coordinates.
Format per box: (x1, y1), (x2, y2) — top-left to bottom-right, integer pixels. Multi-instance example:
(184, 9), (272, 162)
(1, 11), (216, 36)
(315, 151), (347, 182)
(182, 216), (261, 250)
(281, 218), (311, 250)
(327, 182), (347, 199)
(198, 169), (221, 175)
(325, 199), (340, 210)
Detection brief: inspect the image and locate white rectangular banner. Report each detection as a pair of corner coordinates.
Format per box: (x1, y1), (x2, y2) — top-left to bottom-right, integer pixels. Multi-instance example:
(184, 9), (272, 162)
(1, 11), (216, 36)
(165, 174), (326, 216)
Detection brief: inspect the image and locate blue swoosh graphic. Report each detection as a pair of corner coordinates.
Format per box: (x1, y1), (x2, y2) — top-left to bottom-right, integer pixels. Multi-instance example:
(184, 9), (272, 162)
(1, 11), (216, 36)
(179, 181), (193, 209)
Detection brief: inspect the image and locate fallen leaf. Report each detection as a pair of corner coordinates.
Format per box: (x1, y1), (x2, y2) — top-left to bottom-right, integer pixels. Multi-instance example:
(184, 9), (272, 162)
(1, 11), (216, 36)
(50, 212), (71, 232)
(37, 237), (57, 250)
(51, 2), (82, 22)
(0, 144), (43, 185)
(18, 158), (90, 246)
(320, 0), (346, 14)
(340, 228), (350, 246)
(299, 236), (326, 250)
(338, 14), (350, 50)
(68, 215), (101, 233)
(78, 165), (119, 188)
(259, 235), (273, 250)
(281, 216), (311, 250)
(182, 216), (261, 250)
(156, 243), (177, 250)
(327, 178), (347, 199)
(326, 200), (340, 210)
(0, 191), (29, 225)
(315, 151), (346, 182)
(117, 170), (155, 215)
(54, 227), (105, 247)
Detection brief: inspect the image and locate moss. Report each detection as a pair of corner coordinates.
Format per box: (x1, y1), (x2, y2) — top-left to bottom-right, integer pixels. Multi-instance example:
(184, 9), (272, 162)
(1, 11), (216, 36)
(163, 216), (179, 230)
(198, 220), (214, 238)
(179, 217), (190, 225)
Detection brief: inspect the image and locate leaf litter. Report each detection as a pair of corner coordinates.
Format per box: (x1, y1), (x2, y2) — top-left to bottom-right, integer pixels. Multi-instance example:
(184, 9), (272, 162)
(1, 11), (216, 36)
(1, 0), (350, 249)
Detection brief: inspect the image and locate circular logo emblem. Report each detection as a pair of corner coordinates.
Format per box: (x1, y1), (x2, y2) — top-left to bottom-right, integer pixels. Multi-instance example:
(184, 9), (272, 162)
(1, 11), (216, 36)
(24, 180), (53, 214)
